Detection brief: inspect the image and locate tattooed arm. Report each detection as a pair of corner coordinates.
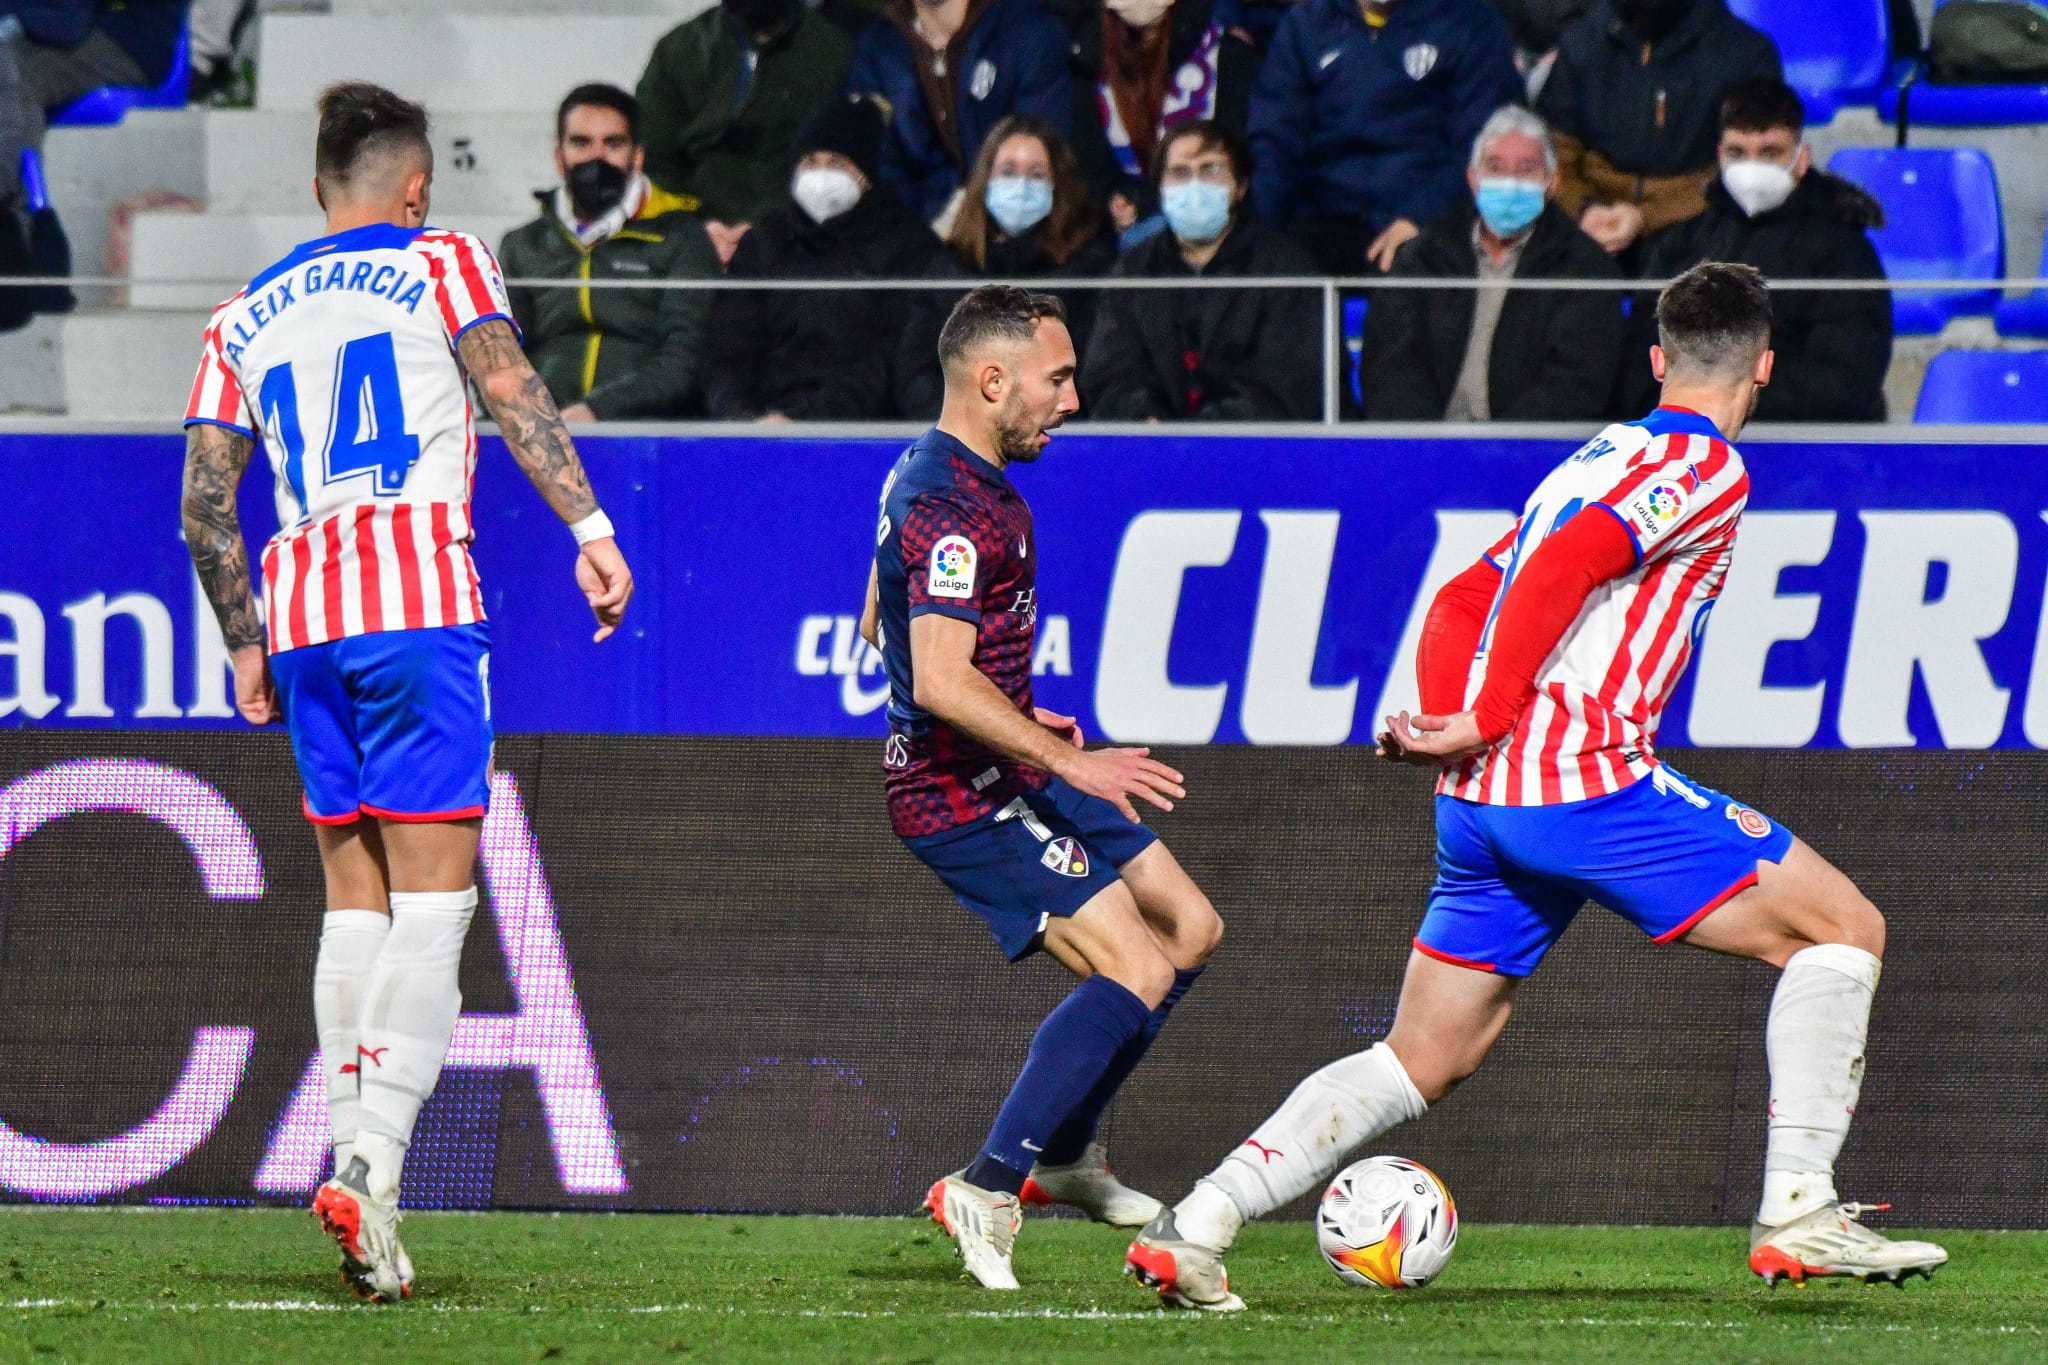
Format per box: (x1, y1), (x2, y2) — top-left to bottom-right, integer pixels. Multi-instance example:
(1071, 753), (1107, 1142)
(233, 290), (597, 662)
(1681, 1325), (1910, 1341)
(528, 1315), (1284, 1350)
(181, 421), (279, 723)
(456, 318), (634, 641)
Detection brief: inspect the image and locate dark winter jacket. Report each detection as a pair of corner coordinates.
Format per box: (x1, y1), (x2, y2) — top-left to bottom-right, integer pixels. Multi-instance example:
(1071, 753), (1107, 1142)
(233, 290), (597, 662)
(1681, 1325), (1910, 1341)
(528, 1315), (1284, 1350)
(845, 0), (1074, 221)
(4, 0), (188, 79)
(1624, 170), (1890, 422)
(1361, 199), (1621, 420)
(1538, 0), (1780, 228)
(706, 187), (957, 421)
(1485, 0), (1594, 53)
(499, 185), (722, 420)
(1082, 214), (1322, 421)
(1248, 0), (1523, 234)
(636, 6), (855, 224)
(973, 222), (1120, 363)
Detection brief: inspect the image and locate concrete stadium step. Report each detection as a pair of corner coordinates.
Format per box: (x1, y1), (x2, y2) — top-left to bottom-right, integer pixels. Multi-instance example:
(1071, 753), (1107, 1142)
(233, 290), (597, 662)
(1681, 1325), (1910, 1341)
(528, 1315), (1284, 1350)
(57, 309), (213, 422)
(129, 212), (527, 310)
(200, 109), (556, 215)
(0, 316), (68, 414)
(255, 10), (712, 112)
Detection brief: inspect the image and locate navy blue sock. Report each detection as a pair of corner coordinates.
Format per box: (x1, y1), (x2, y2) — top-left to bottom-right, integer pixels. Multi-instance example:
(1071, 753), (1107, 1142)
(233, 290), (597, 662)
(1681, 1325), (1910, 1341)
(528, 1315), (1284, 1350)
(1037, 966), (1205, 1168)
(966, 975), (1154, 1195)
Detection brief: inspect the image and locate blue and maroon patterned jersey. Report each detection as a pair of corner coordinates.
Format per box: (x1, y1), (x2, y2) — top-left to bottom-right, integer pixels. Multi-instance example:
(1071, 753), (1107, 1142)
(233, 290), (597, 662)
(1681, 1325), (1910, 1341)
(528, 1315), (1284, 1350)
(875, 429), (1045, 837)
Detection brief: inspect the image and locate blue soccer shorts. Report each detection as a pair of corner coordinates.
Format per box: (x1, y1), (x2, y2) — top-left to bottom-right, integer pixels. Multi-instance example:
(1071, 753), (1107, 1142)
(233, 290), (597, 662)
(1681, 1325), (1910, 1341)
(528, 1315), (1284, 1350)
(1415, 765), (1796, 977)
(903, 777), (1160, 961)
(269, 622), (494, 825)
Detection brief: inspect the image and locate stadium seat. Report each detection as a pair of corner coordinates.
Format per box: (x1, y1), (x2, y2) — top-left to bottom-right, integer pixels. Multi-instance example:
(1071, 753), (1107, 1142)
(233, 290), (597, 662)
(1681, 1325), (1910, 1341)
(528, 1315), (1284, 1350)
(1912, 350), (2048, 422)
(1723, 0), (1891, 122)
(1878, 0), (2048, 125)
(1344, 295), (1367, 409)
(1826, 147), (2003, 333)
(50, 31), (189, 127)
(1995, 229), (2048, 338)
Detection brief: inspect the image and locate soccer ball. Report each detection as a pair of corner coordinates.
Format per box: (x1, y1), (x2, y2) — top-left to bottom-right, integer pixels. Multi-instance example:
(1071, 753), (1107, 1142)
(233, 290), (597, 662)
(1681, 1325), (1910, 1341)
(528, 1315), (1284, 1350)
(1315, 1155), (1458, 1289)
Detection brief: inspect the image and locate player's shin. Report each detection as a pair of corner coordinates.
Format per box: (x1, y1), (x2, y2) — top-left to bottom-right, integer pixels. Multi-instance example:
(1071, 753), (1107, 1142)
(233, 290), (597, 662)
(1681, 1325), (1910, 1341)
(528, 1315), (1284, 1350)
(352, 887), (478, 1201)
(313, 909), (392, 1170)
(1178, 1042), (1427, 1250)
(1038, 966), (1205, 1166)
(1758, 943), (1881, 1226)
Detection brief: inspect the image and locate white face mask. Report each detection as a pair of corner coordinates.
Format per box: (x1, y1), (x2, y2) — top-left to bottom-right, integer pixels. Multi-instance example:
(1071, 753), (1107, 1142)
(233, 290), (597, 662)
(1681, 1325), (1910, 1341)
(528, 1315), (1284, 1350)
(1106, 0), (1175, 27)
(1722, 158), (1797, 218)
(791, 166), (862, 223)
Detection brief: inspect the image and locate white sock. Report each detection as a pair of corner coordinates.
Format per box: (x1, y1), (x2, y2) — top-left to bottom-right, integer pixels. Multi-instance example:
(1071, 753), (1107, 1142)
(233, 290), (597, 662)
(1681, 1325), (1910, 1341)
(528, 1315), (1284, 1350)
(354, 887), (477, 1201)
(313, 908), (391, 1171)
(1179, 1042), (1426, 1249)
(1758, 942), (1882, 1226)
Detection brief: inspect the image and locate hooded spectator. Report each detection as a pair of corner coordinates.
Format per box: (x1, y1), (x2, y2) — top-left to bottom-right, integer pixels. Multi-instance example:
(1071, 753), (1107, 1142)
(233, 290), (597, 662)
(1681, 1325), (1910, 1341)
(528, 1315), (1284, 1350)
(1360, 105), (1620, 421)
(1083, 119), (1323, 420)
(706, 97), (957, 421)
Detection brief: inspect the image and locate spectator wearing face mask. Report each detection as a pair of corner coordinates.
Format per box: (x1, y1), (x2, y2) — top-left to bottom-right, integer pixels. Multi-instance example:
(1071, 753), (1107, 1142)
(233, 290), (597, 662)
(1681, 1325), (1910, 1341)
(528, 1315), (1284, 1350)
(1622, 79), (1889, 422)
(1058, 0), (1258, 239)
(1537, 0), (1779, 259)
(1083, 119), (1322, 420)
(636, 0), (855, 266)
(707, 96), (956, 421)
(844, 0), (1074, 226)
(1247, 0), (1524, 276)
(498, 84), (722, 421)
(1358, 105), (1619, 421)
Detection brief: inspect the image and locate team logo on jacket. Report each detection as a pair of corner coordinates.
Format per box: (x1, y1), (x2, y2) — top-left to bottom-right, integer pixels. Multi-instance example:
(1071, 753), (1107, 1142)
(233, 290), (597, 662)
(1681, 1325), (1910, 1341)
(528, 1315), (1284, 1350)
(1726, 803), (1772, 838)
(930, 535), (978, 598)
(970, 59), (997, 101)
(1403, 44), (1438, 80)
(1042, 836), (1089, 877)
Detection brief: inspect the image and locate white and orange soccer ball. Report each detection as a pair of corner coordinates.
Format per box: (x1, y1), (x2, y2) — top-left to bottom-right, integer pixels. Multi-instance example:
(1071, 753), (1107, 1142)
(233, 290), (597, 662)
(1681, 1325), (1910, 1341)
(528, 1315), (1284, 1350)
(1316, 1155), (1458, 1290)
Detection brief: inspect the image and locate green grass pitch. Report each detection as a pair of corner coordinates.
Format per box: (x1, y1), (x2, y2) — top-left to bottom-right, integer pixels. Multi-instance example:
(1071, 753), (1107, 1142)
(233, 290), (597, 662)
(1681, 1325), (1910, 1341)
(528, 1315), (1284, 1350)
(2, 1210), (2042, 1362)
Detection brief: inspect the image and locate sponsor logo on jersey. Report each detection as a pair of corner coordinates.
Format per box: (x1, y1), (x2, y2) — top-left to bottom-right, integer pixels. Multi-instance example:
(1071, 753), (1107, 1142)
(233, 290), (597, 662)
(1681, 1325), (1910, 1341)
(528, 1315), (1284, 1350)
(1403, 44), (1438, 80)
(929, 535), (978, 599)
(1041, 835), (1089, 877)
(1727, 802), (1772, 838)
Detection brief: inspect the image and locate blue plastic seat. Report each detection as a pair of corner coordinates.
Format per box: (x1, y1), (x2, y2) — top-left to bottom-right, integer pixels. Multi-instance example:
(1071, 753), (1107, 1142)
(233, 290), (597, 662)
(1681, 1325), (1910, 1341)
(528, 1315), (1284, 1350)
(1995, 225), (2048, 337)
(1343, 295), (1367, 408)
(1724, 0), (1891, 122)
(1879, 0), (2048, 125)
(1914, 350), (2048, 422)
(50, 31), (189, 127)
(1826, 147), (2003, 333)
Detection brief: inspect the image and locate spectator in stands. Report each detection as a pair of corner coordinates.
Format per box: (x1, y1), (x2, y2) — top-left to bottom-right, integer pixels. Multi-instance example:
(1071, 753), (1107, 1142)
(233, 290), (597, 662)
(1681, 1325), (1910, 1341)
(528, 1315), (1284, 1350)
(1058, 0), (1257, 237)
(499, 85), (721, 422)
(1537, 0), (1779, 258)
(707, 96), (955, 421)
(1247, 0), (1523, 275)
(636, 0), (854, 266)
(1623, 79), (1891, 421)
(945, 113), (1116, 347)
(844, 0), (1072, 226)
(1083, 119), (1322, 420)
(1359, 105), (1619, 421)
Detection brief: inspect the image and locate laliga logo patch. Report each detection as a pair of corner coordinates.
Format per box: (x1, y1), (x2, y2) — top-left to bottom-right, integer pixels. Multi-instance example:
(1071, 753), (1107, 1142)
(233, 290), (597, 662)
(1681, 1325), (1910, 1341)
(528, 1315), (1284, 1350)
(1403, 43), (1438, 80)
(928, 535), (977, 599)
(1726, 802), (1772, 838)
(1041, 836), (1089, 878)
(1627, 481), (1687, 538)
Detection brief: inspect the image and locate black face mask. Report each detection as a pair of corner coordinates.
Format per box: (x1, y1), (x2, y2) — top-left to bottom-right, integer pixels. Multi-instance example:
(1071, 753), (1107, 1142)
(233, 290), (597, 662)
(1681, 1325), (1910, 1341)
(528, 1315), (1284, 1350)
(1614, 0), (1693, 40)
(566, 158), (629, 219)
(723, 0), (800, 39)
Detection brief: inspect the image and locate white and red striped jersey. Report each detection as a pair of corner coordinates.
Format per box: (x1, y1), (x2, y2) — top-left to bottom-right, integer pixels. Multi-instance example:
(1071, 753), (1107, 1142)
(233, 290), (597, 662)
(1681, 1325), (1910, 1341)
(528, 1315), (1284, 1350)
(182, 223), (517, 653)
(1443, 407), (1750, 806)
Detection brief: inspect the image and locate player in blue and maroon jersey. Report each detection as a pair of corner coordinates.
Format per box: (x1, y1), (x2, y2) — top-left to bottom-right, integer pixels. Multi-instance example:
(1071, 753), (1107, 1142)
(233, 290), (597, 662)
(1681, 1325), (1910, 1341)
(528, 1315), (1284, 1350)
(859, 285), (1224, 1290)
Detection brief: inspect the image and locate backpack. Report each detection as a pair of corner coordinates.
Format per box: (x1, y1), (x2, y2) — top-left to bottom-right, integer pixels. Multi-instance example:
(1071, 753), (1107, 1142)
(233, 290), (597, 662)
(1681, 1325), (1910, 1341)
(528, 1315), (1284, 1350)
(1928, 0), (2048, 82)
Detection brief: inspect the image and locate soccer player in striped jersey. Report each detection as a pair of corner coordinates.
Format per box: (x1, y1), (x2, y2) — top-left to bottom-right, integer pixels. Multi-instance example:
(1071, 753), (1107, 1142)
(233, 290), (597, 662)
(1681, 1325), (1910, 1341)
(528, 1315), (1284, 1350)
(180, 83), (632, 1302)
(1126, 263), (1946, 1309)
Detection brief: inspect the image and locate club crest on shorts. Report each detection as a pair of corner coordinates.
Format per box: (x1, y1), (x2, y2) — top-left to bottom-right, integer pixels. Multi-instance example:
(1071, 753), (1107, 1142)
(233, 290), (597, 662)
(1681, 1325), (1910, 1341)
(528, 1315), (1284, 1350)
(1726, 802), (1772, 838)
(1041, 836), (1089, 878)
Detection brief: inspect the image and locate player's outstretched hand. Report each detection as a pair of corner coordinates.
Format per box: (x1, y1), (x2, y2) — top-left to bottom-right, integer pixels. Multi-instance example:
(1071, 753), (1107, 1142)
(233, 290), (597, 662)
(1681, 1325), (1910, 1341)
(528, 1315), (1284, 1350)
(232, 645), (280, 725)
(1035, 708), (1085, 749)
(1378, 710), (1488, 767)
(575, 537), (634, 642)
(1059, 746), (1185, 823)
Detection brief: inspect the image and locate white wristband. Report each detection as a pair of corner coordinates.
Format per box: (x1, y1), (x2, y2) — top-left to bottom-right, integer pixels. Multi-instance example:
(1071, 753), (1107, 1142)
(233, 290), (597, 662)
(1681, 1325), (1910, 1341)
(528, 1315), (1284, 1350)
(569, 510), (615, 546)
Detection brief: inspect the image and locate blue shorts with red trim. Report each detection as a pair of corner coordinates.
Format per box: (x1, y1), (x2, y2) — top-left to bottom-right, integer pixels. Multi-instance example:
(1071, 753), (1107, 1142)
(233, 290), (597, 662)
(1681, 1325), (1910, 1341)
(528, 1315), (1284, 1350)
(270, 623), (493, 825)
(1416, 765), (1795, 977)
(902, 777), (1158, 961)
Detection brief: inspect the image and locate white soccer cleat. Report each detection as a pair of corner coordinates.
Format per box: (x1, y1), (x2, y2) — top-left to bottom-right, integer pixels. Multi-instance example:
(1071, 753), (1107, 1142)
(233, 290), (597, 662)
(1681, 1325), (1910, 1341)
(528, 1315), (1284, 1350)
(1125, 1209), (1245, 1312)
(341, 1233), (414, 1301)
(924, 1174), (1023, 1290)
(313, 1156), (405, 1302)
(1021, 1142), (1164, 1227)
(1749, 1202), (1948, 1287)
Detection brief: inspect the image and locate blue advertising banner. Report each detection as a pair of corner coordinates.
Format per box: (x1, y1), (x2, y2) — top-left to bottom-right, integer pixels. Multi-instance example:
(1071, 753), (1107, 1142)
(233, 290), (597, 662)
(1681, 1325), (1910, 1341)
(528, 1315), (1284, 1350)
(5, 430), (2047, 748)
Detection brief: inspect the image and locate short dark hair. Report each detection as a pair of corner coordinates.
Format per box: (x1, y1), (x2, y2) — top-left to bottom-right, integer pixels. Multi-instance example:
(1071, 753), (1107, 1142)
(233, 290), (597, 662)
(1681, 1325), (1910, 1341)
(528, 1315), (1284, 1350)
(315, 81), (431, 192)
(1150, 118), (1253, 190)
(1656, 261), (1772, 379)
(1721, 78), (1805, 139)
(557, 82), (640, 144)
(938, 285), (1068, 374)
